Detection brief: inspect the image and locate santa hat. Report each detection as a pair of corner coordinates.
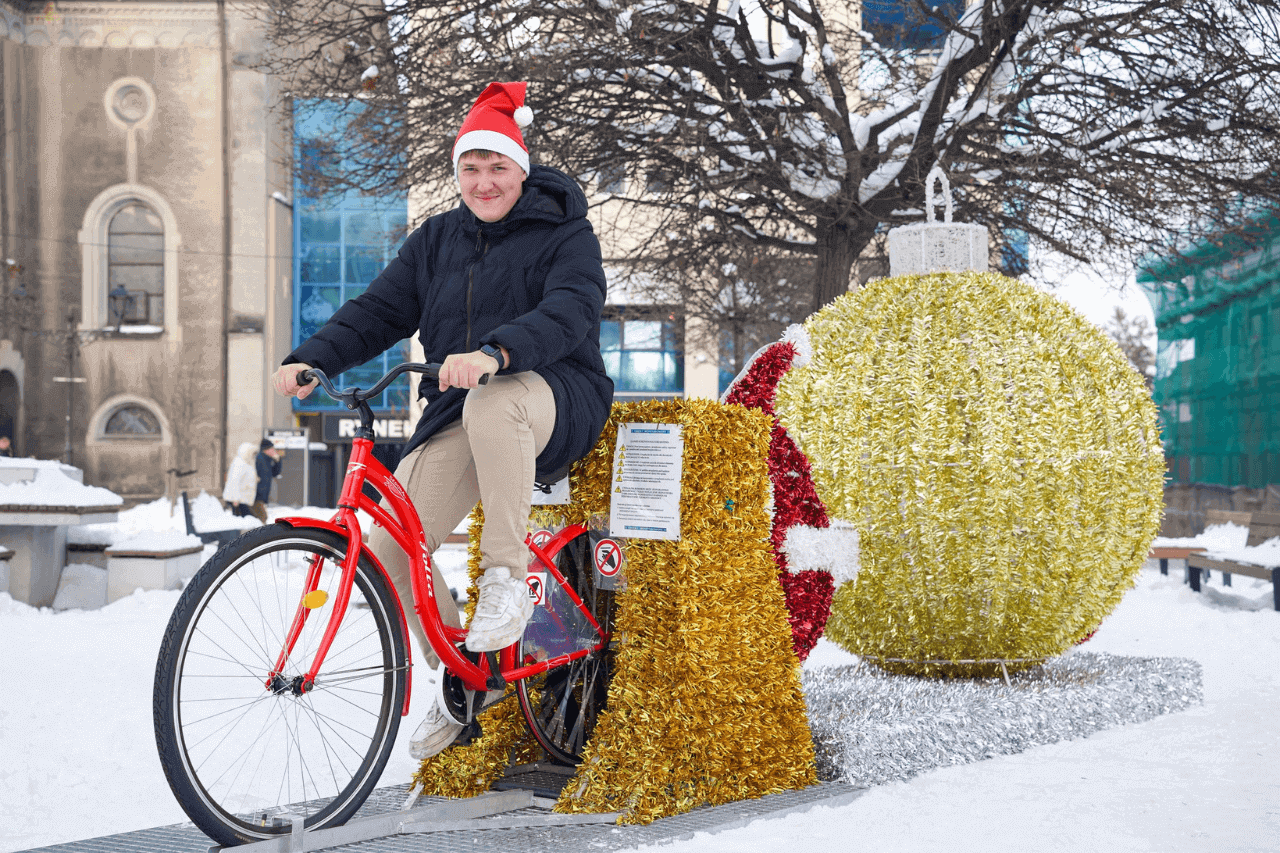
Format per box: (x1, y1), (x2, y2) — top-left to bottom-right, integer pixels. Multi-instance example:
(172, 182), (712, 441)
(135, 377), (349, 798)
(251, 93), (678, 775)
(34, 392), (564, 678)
(452, 81), (534, 176)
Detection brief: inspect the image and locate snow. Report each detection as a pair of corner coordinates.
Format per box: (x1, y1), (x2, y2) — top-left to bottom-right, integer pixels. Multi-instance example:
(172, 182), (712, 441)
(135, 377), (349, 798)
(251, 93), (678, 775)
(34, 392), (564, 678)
(107, 530), (203, 553)
(1, 498), (1277, 850)
(1153, 522), (1249, 552)
(0, 458), (122, 510)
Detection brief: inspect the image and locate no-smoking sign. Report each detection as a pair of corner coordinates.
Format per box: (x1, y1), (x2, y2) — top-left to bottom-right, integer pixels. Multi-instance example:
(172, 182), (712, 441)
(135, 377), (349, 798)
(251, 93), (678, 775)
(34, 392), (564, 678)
(529, 529), (553, 551)
(593, 538), (622, 578)
(525, 571), (547, 606)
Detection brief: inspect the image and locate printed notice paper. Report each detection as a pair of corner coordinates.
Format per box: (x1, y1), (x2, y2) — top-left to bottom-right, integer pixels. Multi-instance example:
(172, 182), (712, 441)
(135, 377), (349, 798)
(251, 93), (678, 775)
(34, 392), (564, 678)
(609, 422), (683, 540)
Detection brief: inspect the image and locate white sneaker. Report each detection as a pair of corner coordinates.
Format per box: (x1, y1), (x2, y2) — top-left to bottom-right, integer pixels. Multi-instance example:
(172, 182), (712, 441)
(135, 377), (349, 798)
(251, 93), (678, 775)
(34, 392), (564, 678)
(464, 566), (534, 652)
(409, 673), (464, 760)
(409, 702), (463, 760)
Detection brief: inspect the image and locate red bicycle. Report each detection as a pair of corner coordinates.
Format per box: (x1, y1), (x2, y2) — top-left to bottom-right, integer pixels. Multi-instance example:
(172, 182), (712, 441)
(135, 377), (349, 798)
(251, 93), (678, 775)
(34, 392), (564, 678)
(153, 363), (615, 846)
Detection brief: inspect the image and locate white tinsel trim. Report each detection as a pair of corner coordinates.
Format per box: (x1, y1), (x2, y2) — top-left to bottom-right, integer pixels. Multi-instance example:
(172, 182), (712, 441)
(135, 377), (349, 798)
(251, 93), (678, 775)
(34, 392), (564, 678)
(719, 340), (798, 404)
(782, 520), (860, 585)
(513, 105), (534, 128)
(780, 323), (812, 367)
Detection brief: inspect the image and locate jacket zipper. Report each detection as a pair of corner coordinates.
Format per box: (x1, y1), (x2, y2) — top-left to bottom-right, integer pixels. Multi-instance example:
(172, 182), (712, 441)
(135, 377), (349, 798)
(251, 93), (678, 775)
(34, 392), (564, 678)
(465, 231), (486, 351)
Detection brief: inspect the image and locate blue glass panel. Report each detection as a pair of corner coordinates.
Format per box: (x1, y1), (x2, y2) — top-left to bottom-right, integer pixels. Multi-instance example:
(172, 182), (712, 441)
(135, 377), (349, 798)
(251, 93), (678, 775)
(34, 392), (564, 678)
(624, 320), (663, 350)
(345, 246), (384, 283)
(299, 287), (340, 339)
(294, 98), (412, 413)
(301, 209), (341, 242)
(600, 320), (621, 352)
(602, 351), (620, 377)
(300, 245), (340, 283)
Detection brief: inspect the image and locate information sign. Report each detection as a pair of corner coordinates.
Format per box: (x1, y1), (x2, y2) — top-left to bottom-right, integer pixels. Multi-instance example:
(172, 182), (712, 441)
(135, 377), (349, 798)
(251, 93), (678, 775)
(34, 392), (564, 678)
(608, 422), (683, 540)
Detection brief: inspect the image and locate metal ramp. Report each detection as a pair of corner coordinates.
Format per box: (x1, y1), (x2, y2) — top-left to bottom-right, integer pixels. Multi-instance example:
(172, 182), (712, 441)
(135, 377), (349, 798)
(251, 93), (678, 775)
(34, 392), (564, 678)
(16, 775), (862, 853)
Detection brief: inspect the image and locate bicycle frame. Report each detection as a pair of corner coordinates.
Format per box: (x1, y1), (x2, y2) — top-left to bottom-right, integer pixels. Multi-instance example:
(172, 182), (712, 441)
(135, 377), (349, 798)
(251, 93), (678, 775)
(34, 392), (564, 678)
(269, 434), (610, 715)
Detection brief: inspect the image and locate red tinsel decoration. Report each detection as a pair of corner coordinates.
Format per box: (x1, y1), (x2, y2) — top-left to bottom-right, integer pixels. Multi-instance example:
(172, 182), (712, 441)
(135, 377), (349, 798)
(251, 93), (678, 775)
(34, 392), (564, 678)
(725, 341), (834, 661)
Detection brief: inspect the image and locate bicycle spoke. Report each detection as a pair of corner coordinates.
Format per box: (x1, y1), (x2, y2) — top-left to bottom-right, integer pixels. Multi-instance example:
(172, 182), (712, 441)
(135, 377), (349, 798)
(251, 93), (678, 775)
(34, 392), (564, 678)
(158, 530), (404, 841)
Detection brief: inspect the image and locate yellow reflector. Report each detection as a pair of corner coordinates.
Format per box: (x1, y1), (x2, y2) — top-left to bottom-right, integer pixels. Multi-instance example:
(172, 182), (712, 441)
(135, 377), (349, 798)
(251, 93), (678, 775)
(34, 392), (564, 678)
(303, 590), (328, 610)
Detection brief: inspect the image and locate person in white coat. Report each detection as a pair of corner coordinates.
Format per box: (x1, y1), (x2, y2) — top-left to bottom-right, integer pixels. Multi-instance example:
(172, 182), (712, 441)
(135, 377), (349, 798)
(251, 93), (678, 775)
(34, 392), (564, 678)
(221, 442), (259, 517)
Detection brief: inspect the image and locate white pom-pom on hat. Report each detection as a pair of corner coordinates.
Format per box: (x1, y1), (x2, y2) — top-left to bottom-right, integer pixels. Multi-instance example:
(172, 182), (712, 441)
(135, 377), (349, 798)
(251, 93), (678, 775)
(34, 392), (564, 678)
(513, 105), (534, 128)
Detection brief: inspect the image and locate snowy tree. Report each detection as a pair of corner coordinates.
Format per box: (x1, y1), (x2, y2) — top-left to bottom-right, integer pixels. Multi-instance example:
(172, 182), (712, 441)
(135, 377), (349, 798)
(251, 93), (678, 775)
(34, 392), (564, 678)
(261, 0), (1280, 315)
(1104, 306), (1156, 390)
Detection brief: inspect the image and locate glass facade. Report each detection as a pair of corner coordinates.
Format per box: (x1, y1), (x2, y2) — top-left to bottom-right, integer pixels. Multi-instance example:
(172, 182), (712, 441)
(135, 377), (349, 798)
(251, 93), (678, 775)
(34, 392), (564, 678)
(293, 101), (410, 412)
(601, 313), (683, 395)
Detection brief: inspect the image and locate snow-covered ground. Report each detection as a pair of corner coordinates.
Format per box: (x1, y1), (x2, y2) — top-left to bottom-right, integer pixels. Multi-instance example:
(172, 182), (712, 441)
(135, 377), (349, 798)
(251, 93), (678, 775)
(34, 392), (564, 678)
(1, 498), (1277, 852)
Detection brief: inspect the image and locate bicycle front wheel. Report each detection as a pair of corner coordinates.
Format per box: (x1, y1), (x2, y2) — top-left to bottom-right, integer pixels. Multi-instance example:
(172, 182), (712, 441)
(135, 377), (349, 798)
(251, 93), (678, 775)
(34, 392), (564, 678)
(153, 525), (407, 846)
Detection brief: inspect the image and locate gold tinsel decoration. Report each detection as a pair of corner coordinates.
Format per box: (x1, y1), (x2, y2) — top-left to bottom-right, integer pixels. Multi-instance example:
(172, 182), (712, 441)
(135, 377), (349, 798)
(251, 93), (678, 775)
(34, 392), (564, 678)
(774, 271), (1165, 678)
(413, 399), (817, 822)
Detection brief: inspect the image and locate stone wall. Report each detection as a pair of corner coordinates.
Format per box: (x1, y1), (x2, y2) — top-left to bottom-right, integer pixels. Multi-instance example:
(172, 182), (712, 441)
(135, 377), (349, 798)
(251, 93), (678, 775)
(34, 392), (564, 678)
(1161, 482), (1280, 537)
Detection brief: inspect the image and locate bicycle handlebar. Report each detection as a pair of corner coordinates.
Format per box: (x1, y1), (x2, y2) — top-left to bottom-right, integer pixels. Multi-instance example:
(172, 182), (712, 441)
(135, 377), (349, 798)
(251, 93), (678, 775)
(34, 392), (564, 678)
(297, 362), (488, 409)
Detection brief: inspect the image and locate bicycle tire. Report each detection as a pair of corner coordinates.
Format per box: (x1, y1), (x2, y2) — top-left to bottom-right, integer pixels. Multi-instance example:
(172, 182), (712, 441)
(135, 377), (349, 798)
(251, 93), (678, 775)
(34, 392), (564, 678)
(516, 530), (615, 764)
(153, 525), (406, 846)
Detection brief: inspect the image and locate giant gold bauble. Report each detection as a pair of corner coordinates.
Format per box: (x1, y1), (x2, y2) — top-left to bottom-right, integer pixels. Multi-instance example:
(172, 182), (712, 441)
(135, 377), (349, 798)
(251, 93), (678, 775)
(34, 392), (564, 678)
(775, 271), (1164, 677)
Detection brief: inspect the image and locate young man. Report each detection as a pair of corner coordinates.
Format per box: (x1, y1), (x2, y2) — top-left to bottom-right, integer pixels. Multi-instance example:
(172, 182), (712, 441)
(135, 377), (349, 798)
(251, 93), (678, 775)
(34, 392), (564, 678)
(272, 82), (613, 758)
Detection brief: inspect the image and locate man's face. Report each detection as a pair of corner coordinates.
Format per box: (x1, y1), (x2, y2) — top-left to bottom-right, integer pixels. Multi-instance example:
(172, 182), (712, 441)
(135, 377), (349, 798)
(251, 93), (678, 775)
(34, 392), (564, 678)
(458, 151), (525, 223)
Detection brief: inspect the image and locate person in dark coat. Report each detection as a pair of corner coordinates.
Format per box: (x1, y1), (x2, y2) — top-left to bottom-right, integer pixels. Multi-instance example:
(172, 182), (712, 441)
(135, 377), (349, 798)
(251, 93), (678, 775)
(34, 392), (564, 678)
(272, 81), (613, 759)
(252, 438), (283, 522)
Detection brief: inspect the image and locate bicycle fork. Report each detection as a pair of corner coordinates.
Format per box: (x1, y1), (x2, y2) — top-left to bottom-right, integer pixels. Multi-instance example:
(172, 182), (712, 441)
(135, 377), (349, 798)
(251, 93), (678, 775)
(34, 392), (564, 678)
(265, 447), (373, 696)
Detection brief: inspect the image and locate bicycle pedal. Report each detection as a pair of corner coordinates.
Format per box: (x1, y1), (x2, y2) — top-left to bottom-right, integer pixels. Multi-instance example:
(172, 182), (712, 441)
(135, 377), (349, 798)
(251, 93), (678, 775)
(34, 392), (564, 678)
(453, 720), (483, 748)
(484, 651), (506, 691)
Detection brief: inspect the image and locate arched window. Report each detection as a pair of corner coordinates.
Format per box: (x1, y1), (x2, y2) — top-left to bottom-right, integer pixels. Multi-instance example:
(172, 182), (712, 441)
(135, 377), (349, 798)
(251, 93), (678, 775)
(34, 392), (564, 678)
(102, 403), (162, 437)
(108, 202), (164, 326)
(79, 184), (181, 332)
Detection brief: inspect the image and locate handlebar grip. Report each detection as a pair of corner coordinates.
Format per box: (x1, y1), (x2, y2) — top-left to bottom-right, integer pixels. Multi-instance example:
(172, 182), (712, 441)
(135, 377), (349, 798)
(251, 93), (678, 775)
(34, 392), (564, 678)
(297, 369), (314, 386)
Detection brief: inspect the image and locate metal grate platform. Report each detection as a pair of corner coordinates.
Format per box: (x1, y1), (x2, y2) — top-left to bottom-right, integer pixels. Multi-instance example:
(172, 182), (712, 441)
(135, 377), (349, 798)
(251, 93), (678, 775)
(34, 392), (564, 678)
(16, 781), (861, 853)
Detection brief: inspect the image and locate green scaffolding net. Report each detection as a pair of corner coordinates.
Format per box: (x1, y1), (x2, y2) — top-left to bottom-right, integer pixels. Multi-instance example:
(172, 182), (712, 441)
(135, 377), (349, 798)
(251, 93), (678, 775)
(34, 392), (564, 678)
(1139, 210), (1280, 487)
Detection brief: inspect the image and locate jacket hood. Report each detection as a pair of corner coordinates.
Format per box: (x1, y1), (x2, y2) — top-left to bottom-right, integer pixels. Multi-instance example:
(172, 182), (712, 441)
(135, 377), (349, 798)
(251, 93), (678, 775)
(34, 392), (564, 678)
(237, 442), (257, 464)
(460, 164), (588, 237)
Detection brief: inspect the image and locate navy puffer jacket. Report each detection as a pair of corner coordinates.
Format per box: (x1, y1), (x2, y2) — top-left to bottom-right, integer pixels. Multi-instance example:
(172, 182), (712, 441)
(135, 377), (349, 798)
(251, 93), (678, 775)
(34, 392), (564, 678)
(285, 165), (614, 477)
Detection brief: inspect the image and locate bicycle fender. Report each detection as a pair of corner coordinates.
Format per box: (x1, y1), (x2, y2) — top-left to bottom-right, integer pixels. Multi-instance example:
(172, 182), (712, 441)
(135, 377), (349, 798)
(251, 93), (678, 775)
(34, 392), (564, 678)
(274, 516), (414, 716)
(527, 523), (588, 571)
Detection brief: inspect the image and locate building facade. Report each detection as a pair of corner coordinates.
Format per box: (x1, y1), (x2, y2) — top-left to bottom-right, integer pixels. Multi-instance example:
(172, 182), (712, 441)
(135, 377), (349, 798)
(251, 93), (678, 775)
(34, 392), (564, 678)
(0, 0), (295, 502)
(1139, 209), (1280, 488)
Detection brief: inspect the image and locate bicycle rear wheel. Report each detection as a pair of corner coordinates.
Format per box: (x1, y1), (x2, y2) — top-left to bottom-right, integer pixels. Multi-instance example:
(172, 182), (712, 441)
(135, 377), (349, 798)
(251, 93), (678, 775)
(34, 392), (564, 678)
(516, 530), (615, 765)
(153, 525), (406, 846)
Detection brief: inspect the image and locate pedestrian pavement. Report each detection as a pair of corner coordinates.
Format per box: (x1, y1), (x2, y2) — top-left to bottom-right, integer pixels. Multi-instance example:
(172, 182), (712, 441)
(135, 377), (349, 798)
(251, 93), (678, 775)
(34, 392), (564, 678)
(17, 777), (861, 853)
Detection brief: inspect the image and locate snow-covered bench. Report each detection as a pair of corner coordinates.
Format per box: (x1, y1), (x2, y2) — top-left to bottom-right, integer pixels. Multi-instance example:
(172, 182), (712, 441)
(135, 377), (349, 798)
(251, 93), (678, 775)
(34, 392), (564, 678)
(1149, 510), (1248, 580)
(1186, 511), (1280, 611)
(105, 531), (204, 603)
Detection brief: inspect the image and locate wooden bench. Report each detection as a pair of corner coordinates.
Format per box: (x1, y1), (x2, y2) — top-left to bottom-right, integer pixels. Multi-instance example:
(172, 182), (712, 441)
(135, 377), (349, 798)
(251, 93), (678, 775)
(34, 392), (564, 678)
(1149, 509), (1248, 578)
(1187, 510), (1280, 611)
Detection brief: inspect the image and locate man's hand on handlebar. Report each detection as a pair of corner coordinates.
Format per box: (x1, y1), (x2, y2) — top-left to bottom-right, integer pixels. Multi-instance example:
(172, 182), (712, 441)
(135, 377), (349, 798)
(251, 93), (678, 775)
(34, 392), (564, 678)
(438, 350), (500, 392)
(272, 363), (319, 400)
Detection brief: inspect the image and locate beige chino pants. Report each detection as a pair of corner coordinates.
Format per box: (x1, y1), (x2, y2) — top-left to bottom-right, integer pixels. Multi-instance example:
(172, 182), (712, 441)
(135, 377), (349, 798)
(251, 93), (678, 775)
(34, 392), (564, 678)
(368, 371), (555, 667)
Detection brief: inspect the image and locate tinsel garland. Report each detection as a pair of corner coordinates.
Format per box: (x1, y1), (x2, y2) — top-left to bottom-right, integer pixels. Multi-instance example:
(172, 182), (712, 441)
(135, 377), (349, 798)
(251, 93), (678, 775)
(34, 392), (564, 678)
(410, 501), (546, 798)
(775, 271), (1165, 678)
(724, 341), (834, 661)
(413, 399), (817, 823)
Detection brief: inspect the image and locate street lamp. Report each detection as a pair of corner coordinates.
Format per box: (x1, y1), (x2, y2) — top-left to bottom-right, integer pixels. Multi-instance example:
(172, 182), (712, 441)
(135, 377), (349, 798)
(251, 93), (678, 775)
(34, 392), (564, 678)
(108, 284), (131, 331)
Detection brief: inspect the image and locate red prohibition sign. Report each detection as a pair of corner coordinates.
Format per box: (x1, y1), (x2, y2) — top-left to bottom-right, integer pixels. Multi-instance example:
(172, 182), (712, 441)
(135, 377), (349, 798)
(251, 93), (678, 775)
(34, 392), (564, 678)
(594, 538), (621, 577)
(530, 529), (553, 550)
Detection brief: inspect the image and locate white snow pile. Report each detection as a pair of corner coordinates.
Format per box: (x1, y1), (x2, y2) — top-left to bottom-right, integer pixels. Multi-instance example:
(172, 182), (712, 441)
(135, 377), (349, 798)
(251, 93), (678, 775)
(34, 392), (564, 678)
(108, 530), (203, 553)
(51, 563), (107, 611)
(0, 458), (122, 509)
(1151, 521), (1249, 552)
(1153, 521), (1280, 567)
(188, 490), (259, 533)
(69, 492), (258, 550)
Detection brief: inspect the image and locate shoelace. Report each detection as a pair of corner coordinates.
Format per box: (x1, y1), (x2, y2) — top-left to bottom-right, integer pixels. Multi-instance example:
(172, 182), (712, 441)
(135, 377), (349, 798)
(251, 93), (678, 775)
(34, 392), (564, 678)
(474, 576), (517, 619)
